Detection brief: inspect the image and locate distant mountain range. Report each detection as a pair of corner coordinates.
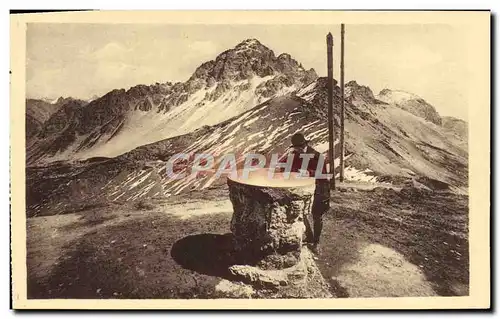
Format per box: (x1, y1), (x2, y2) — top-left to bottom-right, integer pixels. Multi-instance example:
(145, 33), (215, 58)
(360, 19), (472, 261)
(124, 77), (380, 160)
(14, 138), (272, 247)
(26, 39), (317, 164)
(25, 38), (468, 216)
(26, 97), (87, 139)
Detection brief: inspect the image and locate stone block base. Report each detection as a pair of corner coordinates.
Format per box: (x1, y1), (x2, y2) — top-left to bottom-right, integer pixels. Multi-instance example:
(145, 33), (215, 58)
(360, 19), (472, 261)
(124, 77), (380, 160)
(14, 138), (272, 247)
(215, 247), (332, 298)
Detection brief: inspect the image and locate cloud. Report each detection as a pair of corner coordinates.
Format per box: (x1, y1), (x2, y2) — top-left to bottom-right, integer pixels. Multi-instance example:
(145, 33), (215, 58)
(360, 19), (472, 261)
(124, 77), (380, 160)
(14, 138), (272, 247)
(392, 45), (443, 69)
(80, 42), (133, 63)
(94, 61), (132, 82)
(357, 42), (443, 71)
(26, 67), (64, 98)
(187, 41), (218, 56)
(177, 40), (219, 67)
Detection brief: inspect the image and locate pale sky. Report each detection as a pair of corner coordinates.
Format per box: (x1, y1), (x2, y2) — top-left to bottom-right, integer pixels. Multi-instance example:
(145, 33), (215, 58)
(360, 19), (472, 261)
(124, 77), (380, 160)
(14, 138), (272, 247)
(27, 23), (469, 120)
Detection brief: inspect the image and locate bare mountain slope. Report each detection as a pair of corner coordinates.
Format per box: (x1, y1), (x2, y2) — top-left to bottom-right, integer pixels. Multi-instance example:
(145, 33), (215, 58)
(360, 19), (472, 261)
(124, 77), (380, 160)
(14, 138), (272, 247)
(26, 77), (468, 216)
(303, 79), (467, 186)
(442, 116), (468, 139)
(26, 97), (82, 139)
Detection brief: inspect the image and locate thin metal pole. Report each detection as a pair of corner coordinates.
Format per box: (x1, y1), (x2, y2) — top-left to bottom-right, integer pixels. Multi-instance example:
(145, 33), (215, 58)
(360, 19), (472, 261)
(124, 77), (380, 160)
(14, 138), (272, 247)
(326, 33), (335, 190)
(340, 24), (345, 182)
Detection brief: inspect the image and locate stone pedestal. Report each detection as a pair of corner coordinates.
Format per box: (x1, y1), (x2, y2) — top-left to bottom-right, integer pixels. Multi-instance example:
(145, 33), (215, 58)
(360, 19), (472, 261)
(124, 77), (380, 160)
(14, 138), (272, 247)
(228, 172), (315, 268)
(222, 169), (332, 298)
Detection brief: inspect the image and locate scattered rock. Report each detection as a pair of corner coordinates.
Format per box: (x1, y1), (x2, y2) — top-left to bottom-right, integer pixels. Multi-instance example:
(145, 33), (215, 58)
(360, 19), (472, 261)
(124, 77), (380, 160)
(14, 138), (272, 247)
(214, 279), (255, 298)
(258, 252), (300, 270)
(229, 265), (288, 289)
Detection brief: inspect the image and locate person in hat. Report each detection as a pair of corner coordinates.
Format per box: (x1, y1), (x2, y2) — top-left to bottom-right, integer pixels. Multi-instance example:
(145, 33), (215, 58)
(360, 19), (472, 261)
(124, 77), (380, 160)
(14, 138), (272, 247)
(277, 132), (331, 255)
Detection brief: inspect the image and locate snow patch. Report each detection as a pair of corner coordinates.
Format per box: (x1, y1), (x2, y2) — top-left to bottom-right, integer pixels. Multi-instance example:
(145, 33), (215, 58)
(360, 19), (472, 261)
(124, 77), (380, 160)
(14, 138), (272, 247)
(377, 90), (420, 104)
(344, 167), (379, 183)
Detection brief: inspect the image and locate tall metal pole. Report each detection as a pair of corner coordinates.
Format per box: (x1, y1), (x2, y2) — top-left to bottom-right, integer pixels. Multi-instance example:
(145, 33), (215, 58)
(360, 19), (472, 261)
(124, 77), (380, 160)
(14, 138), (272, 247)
(339, 24), (345, 182)
(326, 33), (335, 190)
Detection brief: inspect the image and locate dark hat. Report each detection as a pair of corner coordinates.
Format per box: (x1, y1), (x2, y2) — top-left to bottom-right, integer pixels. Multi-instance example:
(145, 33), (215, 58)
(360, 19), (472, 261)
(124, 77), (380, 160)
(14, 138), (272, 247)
(291, 133), (308, 147)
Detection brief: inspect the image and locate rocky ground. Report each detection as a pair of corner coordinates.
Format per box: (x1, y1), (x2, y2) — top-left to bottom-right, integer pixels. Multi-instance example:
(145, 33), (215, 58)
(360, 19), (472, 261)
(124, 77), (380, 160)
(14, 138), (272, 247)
(26, 184), (469, 299)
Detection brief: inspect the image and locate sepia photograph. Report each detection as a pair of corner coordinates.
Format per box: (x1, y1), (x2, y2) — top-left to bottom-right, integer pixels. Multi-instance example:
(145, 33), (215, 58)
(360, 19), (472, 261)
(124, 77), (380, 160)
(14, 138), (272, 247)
(10, 10), (490, 309)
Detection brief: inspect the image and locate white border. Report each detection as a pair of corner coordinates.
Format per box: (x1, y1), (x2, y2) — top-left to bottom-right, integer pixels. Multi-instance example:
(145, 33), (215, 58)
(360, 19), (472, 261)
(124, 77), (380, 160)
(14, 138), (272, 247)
(4, 1), (497, 317)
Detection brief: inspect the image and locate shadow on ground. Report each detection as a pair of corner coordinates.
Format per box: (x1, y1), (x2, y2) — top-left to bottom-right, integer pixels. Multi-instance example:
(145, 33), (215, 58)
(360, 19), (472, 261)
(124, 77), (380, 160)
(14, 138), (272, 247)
(308, 209), (364, 298)
(170, 233), (236, 278)
(28, 212), (233, 299)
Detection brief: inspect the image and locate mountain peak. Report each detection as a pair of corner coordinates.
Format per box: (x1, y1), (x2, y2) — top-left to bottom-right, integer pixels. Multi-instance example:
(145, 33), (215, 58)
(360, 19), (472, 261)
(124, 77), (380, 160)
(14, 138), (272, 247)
(235, 38), (263, 47)
(377, 89), (442, 125)
(52, 96), (85, 106)
(378, 89), (419, 101)
(230, 39), (300, 66)
(379, 88), (391, 96)
(232, 38), (270, 55)
(55, 96), (65, 104)
(189, 38), (316, 85)
(344, 80), (380, 105)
